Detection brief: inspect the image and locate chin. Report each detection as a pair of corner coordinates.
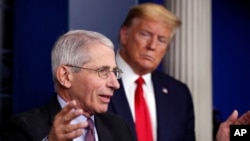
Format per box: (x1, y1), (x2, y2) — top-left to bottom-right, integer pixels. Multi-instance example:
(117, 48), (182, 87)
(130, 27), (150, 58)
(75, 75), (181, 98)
(97, 107), (108, 113)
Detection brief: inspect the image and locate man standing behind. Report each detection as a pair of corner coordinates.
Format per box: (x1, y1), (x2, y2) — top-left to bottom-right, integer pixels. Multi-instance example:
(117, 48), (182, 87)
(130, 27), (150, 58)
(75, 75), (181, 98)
(108, 3), (195, 141)
(108, 2), (250, 141)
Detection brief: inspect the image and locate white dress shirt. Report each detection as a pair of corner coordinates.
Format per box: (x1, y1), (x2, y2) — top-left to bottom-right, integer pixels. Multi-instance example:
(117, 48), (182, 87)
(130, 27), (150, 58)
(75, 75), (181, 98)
(116, 53), (157, 141)
(57, 95), (99, 141)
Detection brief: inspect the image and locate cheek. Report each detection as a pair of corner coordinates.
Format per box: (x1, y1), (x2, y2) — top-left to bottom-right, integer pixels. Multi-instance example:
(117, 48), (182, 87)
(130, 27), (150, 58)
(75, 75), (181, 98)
(134, 36), (147, 48)
(77, 78), (96, 99)
(78, 85), (96, 110)
(85, 81), (103, 99)
(156, 48), (167, 60)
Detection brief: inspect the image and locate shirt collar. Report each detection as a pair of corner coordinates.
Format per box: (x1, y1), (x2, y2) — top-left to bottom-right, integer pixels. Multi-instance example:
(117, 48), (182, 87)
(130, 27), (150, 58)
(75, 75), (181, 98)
(57, 95), (95, 122)
(116, 52), (151, 85)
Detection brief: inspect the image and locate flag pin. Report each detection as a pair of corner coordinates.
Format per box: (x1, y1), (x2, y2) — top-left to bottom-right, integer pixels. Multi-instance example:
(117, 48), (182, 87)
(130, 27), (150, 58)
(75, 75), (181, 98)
(162, 88), (168, 94)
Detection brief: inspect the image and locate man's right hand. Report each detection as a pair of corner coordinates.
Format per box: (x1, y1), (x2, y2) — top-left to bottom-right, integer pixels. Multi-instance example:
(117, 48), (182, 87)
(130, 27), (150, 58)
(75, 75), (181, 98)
(48, 100), (88, 141)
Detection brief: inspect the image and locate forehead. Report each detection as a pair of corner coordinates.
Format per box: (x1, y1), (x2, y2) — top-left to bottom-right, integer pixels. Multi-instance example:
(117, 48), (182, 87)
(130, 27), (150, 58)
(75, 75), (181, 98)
(85, 44), (116, 67)
(132, 18), (174, 37)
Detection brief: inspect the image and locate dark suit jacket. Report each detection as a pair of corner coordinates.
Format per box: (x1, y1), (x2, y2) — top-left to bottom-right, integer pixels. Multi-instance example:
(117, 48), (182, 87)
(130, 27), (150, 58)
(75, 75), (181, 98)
(108, 71), (196, 141)
(1, 96), (135, 141)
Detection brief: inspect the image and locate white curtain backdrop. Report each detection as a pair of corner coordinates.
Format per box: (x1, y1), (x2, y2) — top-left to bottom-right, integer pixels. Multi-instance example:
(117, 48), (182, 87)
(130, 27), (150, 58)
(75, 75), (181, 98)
(164, 1), (212, 141)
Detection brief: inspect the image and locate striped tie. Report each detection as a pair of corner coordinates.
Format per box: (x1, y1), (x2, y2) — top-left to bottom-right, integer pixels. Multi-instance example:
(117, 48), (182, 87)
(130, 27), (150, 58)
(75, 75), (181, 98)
(85, 118), (95, 141)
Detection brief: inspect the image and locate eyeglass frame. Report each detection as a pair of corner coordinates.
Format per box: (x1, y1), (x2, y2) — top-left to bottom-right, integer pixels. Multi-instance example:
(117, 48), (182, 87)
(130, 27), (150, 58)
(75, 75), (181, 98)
(65, 64), (123, 79)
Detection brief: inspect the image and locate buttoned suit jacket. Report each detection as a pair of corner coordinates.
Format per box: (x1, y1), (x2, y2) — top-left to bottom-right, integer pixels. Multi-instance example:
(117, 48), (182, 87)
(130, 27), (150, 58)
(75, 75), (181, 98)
(1, 96), (135, 141)
(108, 71), (196, 141)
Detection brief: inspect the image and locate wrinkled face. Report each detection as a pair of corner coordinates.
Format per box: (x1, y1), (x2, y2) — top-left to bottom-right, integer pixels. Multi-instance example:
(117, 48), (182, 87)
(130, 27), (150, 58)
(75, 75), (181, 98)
(119, 18), (174, 75)
(67, 44), (120, 116)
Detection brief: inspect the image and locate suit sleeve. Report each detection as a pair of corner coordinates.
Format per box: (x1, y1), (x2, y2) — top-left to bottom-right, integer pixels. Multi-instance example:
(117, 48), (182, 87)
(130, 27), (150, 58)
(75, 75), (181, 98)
(1, 116), (33, 141)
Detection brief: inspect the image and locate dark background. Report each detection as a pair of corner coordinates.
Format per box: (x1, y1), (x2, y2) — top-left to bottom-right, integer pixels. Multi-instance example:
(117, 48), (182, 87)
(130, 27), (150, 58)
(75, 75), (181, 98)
(212, 0), (250, 120)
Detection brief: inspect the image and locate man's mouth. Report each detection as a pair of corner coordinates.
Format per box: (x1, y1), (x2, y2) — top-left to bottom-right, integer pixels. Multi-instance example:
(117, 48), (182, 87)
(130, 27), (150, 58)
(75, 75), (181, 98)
(142, 54), (154, 61)
(99, 95), (111, 103)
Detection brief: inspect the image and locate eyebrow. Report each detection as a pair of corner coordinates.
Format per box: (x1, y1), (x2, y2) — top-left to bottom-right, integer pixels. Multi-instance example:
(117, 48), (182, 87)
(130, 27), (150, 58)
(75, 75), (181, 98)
(96, 65), (119, 70)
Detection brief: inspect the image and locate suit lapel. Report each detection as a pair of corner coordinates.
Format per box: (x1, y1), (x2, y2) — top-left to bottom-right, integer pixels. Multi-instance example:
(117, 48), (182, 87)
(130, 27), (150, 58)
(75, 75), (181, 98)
(109, 79), (137, 139)
(95, 114), (112, 141)
(152, 72), (173, 140)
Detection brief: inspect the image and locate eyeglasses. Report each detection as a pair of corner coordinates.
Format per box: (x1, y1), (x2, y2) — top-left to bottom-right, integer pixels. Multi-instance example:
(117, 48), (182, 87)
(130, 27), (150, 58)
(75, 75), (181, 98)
(66, 64), (123, 79)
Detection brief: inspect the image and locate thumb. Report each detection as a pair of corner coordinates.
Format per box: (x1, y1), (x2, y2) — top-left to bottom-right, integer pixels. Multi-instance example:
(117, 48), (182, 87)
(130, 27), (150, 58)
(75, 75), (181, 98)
(225, 110), (238, 125)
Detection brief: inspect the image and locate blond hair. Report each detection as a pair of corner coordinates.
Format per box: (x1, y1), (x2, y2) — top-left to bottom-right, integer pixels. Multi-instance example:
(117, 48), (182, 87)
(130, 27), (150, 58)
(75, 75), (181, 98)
(121, 2), (181, 29)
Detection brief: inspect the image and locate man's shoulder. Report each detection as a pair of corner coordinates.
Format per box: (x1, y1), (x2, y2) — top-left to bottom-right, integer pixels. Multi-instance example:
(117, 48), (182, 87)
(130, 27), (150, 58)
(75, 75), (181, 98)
(9, 95), (58, 125)
(9, 104), (50, 126)
(152, 71), (187, 86)
(1, 104), (52, 141)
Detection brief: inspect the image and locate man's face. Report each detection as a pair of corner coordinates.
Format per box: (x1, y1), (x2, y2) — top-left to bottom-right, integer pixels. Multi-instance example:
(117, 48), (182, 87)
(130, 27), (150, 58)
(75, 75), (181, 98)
(69, 44), (120, 116)
(119, 18), (174, 75)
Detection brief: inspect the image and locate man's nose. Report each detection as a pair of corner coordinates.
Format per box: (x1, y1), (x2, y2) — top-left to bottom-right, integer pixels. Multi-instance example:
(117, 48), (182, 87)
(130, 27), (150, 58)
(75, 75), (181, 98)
(147, 36), (157, 50)
(108, 72), (120, 90)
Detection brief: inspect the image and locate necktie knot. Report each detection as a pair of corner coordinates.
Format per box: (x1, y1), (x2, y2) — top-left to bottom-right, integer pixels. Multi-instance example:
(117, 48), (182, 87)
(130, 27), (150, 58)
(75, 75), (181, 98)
(135, 76), (144, 86)
(87, 118), (94, 130)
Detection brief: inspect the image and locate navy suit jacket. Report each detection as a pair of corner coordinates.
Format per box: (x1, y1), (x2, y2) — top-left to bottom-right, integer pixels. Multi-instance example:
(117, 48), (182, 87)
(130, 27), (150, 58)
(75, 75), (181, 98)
(1, 96), (135, 141)
(108, 71), (195, 141)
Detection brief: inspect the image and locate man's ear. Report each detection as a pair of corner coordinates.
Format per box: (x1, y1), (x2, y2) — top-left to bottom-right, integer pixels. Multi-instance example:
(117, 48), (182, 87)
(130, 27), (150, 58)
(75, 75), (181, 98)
(56, 65), (72, 88)
(120, 26), (128, 45)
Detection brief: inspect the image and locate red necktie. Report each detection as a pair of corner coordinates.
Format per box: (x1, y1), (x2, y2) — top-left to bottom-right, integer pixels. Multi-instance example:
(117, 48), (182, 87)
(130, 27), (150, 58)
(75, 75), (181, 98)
(134, 76), (153, 141)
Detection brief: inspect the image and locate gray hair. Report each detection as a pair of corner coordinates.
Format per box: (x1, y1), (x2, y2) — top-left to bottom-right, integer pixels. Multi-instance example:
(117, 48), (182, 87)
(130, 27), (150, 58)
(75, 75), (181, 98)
(51, 29), (114, 90)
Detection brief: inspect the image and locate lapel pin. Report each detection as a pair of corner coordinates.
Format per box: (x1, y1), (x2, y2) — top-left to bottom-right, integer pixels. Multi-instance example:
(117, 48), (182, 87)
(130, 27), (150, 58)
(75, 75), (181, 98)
(162, 88), (168, 94)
